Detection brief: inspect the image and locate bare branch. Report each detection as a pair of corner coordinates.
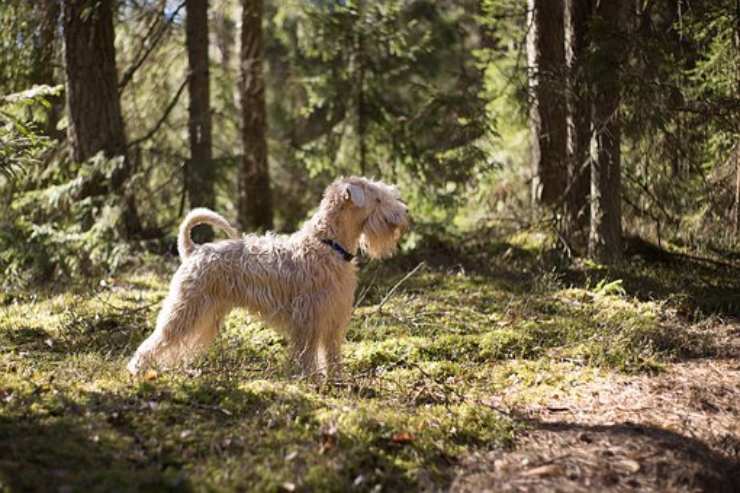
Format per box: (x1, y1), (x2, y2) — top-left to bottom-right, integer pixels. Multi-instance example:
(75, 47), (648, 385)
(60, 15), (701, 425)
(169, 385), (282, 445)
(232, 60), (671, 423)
(128, 75), (189, 148)
(118, 1), (186, 91)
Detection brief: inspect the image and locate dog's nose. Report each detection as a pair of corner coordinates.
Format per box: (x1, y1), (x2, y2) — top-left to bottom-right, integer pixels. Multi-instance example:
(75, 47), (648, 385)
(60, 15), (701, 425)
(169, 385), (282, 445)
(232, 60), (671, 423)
(400, 213), (412, 232)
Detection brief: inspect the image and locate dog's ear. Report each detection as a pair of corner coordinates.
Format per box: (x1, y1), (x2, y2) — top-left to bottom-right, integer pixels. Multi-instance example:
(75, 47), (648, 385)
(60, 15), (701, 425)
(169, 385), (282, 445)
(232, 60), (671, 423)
(344, 183), (366, 207)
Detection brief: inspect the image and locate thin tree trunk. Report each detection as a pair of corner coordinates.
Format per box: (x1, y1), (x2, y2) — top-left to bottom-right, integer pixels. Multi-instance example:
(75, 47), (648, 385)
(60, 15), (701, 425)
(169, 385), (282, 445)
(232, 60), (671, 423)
(734, 146), (739, 236)
(33, 0), (62, 140)
(214, 6), (237, 114)
(564, 0), (592, 245)
(238, 0), (273, 231)
(734, 0), (740, 236)
(588, 0), (624, 263)
(185, 0), (215, 241)
(527, 0), (567, 206)
(63, 0), (142, 236)
(356, 1), (367, 176)
(214, 10), (234, 69)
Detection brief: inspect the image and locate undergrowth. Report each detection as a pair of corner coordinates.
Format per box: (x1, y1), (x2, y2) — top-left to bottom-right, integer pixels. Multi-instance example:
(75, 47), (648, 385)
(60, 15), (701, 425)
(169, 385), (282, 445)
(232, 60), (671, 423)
(0, 232), (735, 491)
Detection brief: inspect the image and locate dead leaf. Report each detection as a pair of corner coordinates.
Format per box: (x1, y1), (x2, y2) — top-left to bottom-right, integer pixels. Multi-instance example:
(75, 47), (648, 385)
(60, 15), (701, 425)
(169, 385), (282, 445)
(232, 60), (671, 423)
(319, 424), (338, 454)
(522, 464), (565, 477)
(391, 432), (415, 444)
(144, 369), (158, 381)
(619, 459), (641, 473)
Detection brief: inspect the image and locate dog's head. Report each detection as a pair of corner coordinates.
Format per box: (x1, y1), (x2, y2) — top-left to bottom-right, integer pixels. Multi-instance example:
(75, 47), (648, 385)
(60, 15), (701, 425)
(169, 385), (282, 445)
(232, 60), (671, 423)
(323, 176), (409, 259)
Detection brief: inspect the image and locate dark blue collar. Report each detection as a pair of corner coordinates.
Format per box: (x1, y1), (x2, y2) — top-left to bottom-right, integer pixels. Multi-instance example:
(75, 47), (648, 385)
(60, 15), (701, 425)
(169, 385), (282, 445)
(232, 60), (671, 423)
(321, 239), (354, 262)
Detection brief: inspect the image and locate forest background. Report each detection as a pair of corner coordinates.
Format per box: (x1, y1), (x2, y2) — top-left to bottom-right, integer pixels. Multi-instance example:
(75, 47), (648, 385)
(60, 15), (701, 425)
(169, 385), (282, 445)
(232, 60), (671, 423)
(1, 1), (739, 491)
(1, 0), (738, 281)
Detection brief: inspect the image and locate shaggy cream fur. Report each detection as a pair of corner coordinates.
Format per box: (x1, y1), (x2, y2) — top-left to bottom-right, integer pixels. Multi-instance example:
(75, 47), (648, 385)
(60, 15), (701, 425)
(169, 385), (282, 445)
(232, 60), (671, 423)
(127, 176), (409, 377)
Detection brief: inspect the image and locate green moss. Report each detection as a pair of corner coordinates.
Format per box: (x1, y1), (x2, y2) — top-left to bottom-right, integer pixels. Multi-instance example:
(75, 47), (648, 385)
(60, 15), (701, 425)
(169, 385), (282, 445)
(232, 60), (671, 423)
(0, 234), (726, 491)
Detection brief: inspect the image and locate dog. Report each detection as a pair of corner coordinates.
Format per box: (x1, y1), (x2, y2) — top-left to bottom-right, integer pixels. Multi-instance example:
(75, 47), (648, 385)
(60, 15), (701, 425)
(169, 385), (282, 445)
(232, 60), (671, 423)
(127, 176), (409, 377)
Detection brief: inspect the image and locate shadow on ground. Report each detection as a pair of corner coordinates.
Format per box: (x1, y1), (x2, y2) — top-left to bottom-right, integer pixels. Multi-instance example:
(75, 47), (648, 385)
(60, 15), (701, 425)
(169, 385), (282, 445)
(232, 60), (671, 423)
(0, 374), (420, 492)
(453, 413), (740, 493)
(369, 231), (740, 320)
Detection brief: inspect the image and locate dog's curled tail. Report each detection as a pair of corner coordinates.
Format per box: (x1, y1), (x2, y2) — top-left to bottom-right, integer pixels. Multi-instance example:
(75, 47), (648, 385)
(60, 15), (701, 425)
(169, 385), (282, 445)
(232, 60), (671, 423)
(177, 208), (239, 260)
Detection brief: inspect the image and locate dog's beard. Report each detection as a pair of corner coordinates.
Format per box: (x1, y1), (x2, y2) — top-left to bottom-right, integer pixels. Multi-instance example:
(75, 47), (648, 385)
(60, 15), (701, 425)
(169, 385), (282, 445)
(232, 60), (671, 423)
(359, 212), (404, 259)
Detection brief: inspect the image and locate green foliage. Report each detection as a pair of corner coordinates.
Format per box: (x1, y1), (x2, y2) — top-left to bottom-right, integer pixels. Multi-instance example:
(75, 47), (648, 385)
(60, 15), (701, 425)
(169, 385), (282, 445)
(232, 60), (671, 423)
(266, 0), (493, 212)
(0, 0), (38, 93)
(1, 149), (140, 288)
(0, 85), (61, 179)
(616, 0), (740, 248)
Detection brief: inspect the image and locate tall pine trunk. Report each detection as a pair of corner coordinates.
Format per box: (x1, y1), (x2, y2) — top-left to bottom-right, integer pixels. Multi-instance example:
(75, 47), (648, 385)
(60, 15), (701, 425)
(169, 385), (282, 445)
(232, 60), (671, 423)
(588, 0), (624, 263)
(564, 0), (592, 245)
(527, 0), (567, 206)
(238, 0), (273, 231)
(734, 0), (740, 236)
(185, 0), (215, 241)
(62, 0), (141, 236)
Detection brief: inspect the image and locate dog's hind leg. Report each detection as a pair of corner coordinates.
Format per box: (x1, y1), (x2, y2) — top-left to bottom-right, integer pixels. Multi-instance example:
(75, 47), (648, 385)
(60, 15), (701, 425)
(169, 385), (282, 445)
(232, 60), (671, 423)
(292, 326), (320, 378)
(127, 293), (224, 374)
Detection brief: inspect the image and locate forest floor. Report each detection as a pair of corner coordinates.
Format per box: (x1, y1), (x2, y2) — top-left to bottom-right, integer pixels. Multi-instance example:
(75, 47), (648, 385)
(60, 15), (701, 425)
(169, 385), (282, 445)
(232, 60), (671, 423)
(1, 230), (739, 492)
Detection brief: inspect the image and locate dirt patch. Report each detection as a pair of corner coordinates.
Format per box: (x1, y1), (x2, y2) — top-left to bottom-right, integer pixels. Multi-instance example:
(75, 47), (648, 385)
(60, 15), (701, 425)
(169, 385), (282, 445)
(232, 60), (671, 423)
(452, 322), (740, 492)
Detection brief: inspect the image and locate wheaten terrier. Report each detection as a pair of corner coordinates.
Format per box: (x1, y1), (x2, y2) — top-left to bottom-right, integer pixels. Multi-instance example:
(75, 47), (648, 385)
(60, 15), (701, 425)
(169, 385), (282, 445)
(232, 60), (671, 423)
(127, 176), (409, 377)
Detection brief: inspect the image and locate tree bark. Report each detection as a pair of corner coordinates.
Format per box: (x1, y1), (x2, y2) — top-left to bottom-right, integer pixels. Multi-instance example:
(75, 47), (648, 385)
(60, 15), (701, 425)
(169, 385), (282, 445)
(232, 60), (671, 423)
(62, 0), (141, 236)
(564, 0), (592, 244)
(238, 0), (273, 231)
(588, 0), (624, 263)
(185, 0), (215, 241)
(63, 0), (127, 165)
(734, 145), (739, 236)
(734, 0), (739, 236)
(527, 0), (568, 206)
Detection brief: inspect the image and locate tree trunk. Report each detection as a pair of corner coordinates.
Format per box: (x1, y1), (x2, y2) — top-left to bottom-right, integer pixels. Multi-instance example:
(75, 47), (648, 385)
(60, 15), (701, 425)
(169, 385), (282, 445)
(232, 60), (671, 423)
(214, 8), (235, 70)
(564, 0), (592, 245)
(356, 1), (368, 176)
(32, 0), (62, 140)
(238, 0), (273, 231)
(588, 0), (624, 263)
(734, 145), (739, 236)
(527, 0), (567, 206)
(63, 0), (127, 164)
(734, 0), (739, 236)
(185, 0), (215, 241)
(62, 0), (141, 236)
